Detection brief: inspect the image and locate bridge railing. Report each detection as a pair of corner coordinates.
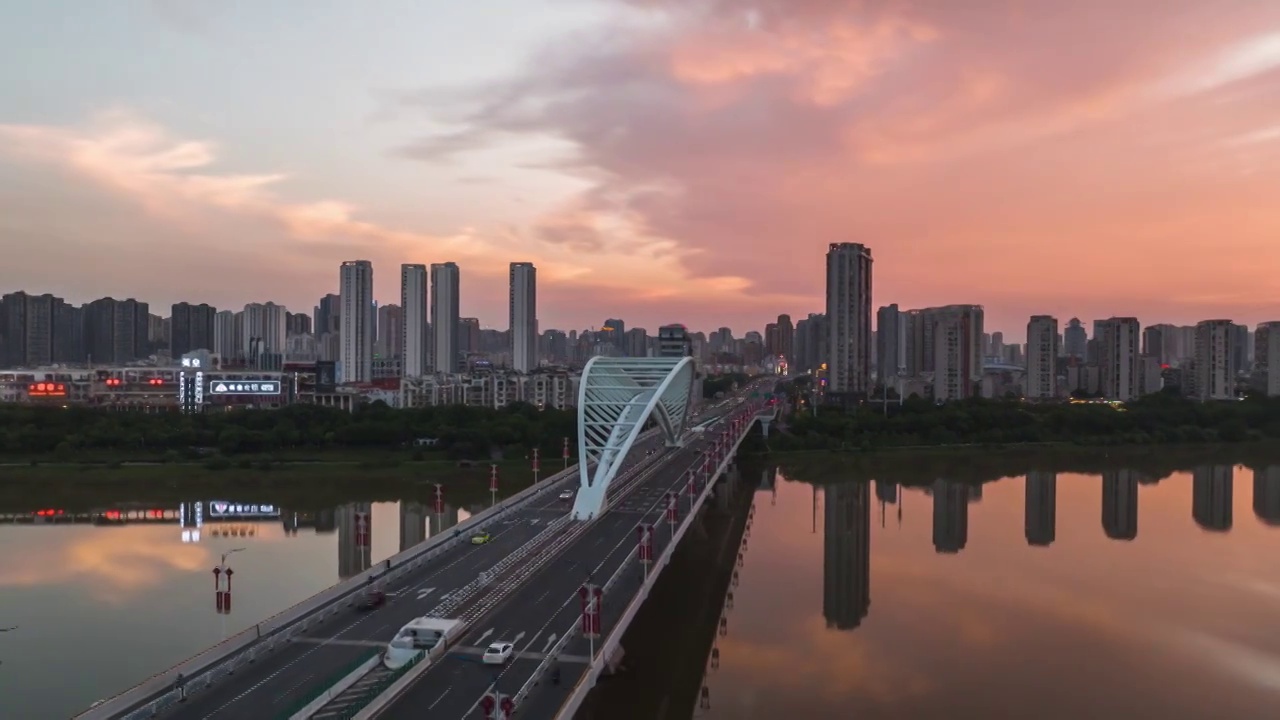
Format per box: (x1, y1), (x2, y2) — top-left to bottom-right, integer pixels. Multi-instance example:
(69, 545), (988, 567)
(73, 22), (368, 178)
(74, 457), (597, 720)
(551, 413), (757, 720)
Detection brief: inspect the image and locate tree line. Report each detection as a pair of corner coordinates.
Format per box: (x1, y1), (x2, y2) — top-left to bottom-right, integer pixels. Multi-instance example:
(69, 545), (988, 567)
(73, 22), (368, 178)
(0, 372), (756, 461)
(778, 378), (1280, 449)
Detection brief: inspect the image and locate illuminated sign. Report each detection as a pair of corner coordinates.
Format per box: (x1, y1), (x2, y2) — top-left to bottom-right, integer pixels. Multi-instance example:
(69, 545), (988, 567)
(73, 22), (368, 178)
(181, 357), (202, 368)
(209, 380), (280, 395)
(28, 382), (67, 397)
(207, 502), (279, 518)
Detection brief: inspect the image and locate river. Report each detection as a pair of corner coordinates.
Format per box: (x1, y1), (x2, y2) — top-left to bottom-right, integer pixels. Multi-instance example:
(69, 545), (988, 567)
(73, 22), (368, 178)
(2, 451), (1278, 719)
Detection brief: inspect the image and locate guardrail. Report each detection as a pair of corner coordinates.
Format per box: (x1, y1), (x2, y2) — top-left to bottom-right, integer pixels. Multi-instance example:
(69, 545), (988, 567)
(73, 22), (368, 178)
(551, 415), (757, 719)
(76, 457), (597, 720)
(281, 650), (381, 720)
(349, 442), (685, 720)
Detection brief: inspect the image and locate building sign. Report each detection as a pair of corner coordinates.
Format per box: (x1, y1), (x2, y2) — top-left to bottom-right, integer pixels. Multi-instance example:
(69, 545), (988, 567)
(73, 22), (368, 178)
(209, 380), (281, 395)
(181, 357), (202, 368)
(28, 382), (67, 397)
(206, 502), (279, 518)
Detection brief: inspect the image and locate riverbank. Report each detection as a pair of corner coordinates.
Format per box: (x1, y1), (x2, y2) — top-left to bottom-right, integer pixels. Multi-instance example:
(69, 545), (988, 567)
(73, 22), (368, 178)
(764, 442), (1280, 486)
(0, 453), (568, 484)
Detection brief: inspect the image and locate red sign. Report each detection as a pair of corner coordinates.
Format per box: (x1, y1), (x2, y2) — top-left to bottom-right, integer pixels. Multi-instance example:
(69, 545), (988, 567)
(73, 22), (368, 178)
(637, 524), (654, 562)
(665, 492), (678, 523)
(500, 696), (515, 717)
(480, 694), (495, 719)
(489, 464), (498, 492)
(563, 436), (570, 459)
(591, 586), (603, 635)
(27, 382), (67, 397)
(434, 486), (444, 514)
(579, 585), (592, 634)
(532, 448), (540, 472)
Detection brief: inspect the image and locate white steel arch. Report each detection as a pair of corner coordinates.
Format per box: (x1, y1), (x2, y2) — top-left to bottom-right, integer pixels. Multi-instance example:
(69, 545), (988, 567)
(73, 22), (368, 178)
(572, 356), (695, 520)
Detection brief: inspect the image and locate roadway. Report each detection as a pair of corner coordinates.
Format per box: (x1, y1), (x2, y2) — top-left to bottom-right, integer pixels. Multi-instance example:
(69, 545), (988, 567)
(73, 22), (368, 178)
(376, 414), (739, 720)
(162, 438), (669, 720)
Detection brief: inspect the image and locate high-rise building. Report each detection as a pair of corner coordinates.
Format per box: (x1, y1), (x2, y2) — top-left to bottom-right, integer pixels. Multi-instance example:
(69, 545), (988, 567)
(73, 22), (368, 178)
(0, 292), (60, 367)
(1063, 318), (1086, 359)
(339, 260), (374, 383)
(430, 262), (461, 373)
(875, 304), (902, 384)
(1025, 315), (1059, 399)
(213, 310), (237, 359)
(825, 243), (873, 399)
(241, 302), (287, 359)
(170, 302), (217, 357)
(657, 324), (693, 358)
(376, 303), (404, 360)
(509, 262), (538, 373)
(314, 293), (341, 338)
(1097, 317), (1140, 401)
(400, 264), (428, 377)
(1193, 320), (1236, 400)
(1265, 324), (1280, 397)
(1254, 466), (1280, 525)
(931, 306), (982, 401)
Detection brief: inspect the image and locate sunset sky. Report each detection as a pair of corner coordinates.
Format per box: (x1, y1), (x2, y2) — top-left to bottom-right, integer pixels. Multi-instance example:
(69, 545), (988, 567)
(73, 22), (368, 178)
(2, 0), (1279, 338)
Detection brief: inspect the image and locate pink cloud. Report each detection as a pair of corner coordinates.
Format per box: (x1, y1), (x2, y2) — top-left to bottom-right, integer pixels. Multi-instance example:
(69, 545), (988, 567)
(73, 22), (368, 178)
(396, 0), (1280, 332)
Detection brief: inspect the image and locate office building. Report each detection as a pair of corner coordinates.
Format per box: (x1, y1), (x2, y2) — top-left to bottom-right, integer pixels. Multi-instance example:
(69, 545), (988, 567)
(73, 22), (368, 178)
(509, 262), (538, 372)
(339, 260), (374, 383)
(170, 302), (217, 357)
(875, 304), (903, 384)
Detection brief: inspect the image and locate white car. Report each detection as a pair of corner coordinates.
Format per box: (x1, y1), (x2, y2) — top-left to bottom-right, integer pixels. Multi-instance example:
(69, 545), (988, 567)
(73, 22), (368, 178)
(482, 641), (515, 665)
(559, 489), (575, 501)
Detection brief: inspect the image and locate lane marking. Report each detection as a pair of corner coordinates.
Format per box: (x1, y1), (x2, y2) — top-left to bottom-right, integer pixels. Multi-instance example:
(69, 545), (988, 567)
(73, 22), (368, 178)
(428, 688), (452, 710)
(541, 633), (558, 653)
(416, 587), (436, 600)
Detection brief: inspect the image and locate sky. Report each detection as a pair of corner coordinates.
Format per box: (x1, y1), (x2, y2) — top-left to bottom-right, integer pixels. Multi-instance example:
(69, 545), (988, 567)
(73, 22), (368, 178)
(2, 0), (1280, 338)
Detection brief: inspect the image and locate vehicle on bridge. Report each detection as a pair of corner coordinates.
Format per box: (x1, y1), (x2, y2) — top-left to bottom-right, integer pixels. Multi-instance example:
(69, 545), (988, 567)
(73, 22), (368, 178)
(481, 641), (515, 665)
(470, 531), (492, 545)
(384, 617), (463, 670)
(558, 488), (575, 501)
(355, 589), (386, 611)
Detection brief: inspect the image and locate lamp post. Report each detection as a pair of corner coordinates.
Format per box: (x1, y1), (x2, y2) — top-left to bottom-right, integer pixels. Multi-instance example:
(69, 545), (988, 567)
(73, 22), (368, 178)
(215, 548), (245, 637)
(489, 464), (499, 507)
(532, 448), (541, 485)
(433, 483), (444, 533)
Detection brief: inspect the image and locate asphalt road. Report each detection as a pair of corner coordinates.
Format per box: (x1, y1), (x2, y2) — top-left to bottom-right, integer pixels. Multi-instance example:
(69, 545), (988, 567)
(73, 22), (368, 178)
(376, 422), (732, 720)
(162, 440), (668, 720)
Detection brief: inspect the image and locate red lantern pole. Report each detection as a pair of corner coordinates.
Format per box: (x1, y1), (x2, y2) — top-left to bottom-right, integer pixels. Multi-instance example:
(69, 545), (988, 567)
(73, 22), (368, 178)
(562, 436), (570, 469)
(213, 567), (223, 613)
(532, 448), (541, 485)
(489, 463), (499, 507)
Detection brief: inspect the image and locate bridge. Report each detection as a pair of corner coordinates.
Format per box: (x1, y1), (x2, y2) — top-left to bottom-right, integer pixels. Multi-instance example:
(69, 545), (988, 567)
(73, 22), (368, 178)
(77, 358), (779, 720)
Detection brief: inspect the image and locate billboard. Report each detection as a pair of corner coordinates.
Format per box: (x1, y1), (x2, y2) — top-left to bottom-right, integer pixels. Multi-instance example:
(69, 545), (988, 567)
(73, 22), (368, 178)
(209, 380), (281, 395)
(206, 501), (280, 519)
(315, 361), (337, 394)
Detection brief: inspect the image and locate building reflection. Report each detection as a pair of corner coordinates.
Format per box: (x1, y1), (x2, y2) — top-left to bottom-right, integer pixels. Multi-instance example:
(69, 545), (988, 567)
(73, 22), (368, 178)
(822, 481), (870, 630)
(1101, 470), (1139, 541)
(1192, 465), (1233, 532)
(429, 505), (460, 537)
(931, 479), (969, 554)
(1255, 466), (1280, 526)
(875, 480), (900, 529)
(399, 502), (427, 552)
(337, 503), (373, 580)
(1024, 471), (1057, 547)
(281, 508), (336, 536)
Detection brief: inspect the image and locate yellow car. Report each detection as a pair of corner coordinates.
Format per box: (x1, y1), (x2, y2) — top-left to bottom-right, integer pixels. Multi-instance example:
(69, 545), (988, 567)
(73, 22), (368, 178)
(470, 532), (492, 545)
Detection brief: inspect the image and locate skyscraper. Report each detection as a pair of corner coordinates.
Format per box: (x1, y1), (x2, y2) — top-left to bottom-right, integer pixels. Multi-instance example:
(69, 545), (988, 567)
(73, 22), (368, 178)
(339, 260), (374, 383)
(1024, 471), (1057, 546)
(509, 262), (538, 372)
(241, 302), (288, 359)
(1063, 318), (1086, 359)
(401, 264), (428, 377)
(430, 262), (461, 374)
(875, 304), (902, 384)
(1026, 315), (1059, 399)
(825, 243), (873, 399)
(1098, 317), (1141, 401)
(170, 302), (217, 357)
(1193, 320), (1236, 400)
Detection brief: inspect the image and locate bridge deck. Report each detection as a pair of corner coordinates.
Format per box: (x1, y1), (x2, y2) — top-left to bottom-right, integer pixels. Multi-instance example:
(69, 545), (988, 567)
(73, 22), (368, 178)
(372, 404), (769, 720)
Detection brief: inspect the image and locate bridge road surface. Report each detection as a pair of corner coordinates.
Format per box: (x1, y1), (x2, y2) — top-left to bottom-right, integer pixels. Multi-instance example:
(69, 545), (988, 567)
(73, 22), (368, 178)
(376, 425), (728, 720)
(160, 438), (671, 720)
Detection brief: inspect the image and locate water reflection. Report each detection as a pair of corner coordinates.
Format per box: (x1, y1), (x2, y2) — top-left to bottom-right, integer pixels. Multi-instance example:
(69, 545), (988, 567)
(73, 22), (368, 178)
(694, 464), (1280, 720)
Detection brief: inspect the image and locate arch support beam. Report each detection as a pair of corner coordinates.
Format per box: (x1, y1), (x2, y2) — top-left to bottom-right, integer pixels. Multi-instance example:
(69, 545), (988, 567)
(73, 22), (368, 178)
(573, 357), (695, 520)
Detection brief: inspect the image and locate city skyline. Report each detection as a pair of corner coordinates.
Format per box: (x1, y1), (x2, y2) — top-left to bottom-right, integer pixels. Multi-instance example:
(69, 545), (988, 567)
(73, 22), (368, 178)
(2, 3), (1280, 333)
